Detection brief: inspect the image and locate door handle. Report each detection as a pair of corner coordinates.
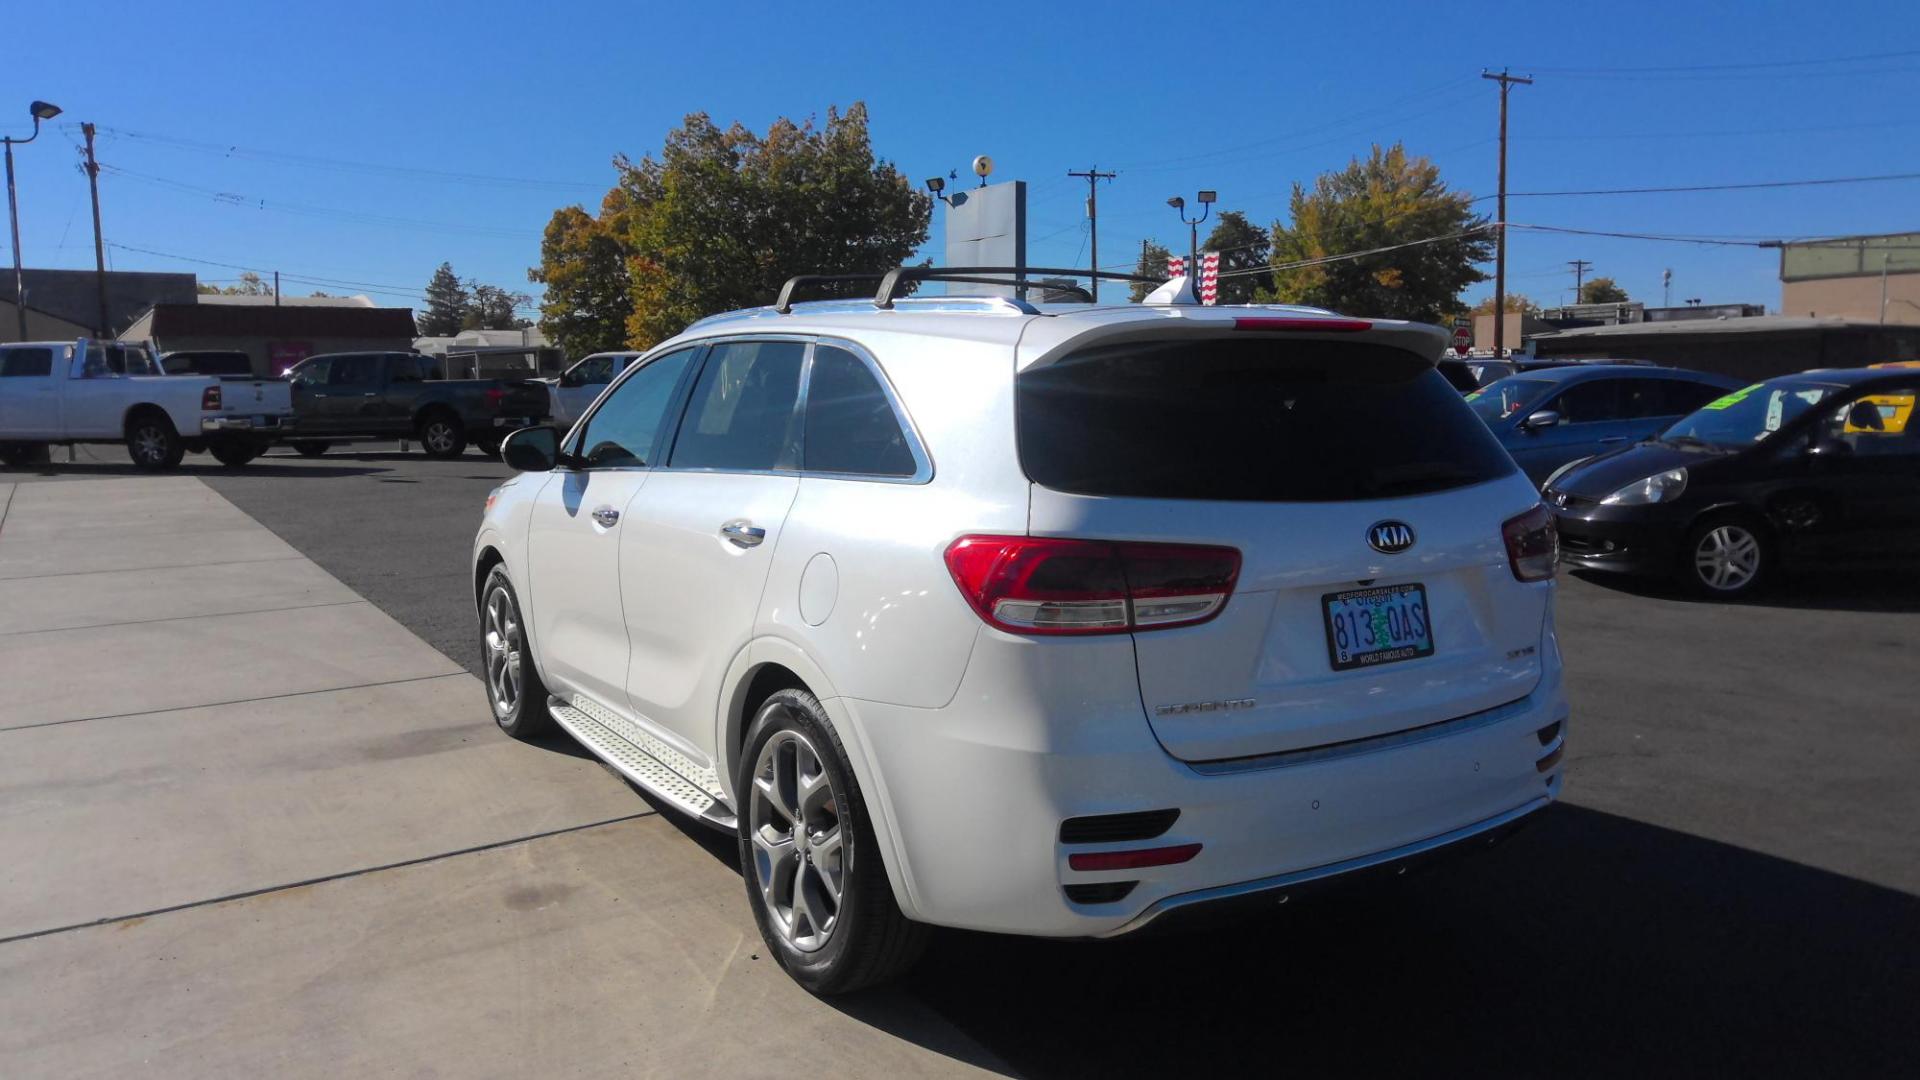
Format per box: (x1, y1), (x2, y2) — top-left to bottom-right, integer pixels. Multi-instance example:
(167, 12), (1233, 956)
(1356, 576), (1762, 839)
(591, 506), (621, 528)
(721, 520), (767, 548)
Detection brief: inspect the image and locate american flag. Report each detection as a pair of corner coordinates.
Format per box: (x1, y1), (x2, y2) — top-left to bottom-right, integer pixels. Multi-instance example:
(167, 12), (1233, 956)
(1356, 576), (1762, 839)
(1166, 254), (1220, 304)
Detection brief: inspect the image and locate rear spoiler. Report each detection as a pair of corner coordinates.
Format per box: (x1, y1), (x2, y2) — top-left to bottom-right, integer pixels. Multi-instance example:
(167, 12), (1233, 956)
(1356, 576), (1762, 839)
(1014, 308), (1452, 372)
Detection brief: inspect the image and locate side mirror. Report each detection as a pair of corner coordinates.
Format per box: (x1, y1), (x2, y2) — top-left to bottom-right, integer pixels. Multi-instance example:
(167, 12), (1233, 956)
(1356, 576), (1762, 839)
(1522, 410), (1561, 432)
(501, 425), (560, 472)
(559, 371), (582, 388)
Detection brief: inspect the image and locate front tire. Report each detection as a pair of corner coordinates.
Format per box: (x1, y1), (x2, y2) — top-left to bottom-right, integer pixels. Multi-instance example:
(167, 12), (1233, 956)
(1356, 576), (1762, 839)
(209, 442), (261, 468)
(126, 413), (185, 470)
(419, 412), (467, 458)
(1684, 514), (1770, 598)
(739, 689), (927, 995)
(480, 566), (552, 737)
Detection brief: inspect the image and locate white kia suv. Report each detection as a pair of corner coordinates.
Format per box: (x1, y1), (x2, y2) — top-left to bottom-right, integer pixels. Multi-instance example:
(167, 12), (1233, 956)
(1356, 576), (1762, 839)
(472, 271), (1568, 994)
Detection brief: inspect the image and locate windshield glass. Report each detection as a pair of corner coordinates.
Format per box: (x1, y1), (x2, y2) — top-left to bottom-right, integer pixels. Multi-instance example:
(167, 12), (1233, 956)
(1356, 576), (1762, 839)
(1660, 379), (1847, 447)
(1465, 377), (1553, 423)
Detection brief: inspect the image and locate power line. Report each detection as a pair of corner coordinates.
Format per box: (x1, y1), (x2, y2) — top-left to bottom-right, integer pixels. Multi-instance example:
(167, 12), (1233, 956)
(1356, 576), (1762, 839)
(1480, 170), (1920, 200)
(1504, 224), (1769, 247)
(1528, 48), (1920, 75)
(99, 164), (540, 239)
(75, 124), (600, 193)
(1214, 227), (1492, 279)
(105, 242), (540, 310)
(1517, 118), (1920, 142)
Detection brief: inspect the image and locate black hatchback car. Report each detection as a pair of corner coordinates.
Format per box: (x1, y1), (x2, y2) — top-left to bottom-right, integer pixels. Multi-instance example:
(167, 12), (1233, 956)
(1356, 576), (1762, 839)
(1544, 368), (1920, 597)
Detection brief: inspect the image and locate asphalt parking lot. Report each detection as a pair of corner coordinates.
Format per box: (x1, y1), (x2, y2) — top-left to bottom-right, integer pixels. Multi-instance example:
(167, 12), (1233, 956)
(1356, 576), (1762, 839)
(6, 444), (1918, 1077)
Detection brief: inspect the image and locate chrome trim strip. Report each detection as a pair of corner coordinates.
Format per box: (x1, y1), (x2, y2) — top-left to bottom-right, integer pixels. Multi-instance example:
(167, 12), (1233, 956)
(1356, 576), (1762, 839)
(1099, 796), (1552, 937)
(1186, 692), (1540, 776)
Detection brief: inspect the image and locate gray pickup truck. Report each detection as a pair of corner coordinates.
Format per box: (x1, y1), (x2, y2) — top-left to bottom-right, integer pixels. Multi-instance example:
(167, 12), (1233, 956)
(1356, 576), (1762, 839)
(282, 352), (550, 458)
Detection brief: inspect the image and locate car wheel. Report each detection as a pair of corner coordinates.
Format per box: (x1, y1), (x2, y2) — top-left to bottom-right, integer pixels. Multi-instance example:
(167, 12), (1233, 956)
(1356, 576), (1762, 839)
(209, 443), (261, 468)
(739, 688), (927, 995)
(1684, 515), (1769, 598)
(419, 412), (468, 458)
(480, 566), (552, 738)
(294, 442), (330, 458)
(126, 413), (185, 470)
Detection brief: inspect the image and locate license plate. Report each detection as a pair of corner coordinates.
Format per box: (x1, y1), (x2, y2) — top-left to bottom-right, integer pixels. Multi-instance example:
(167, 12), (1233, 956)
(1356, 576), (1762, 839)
(1322, 583), (1434, 671)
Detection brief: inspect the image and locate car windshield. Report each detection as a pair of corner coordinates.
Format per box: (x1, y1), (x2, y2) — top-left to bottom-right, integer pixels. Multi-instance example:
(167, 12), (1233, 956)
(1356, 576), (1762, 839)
(1465, 377), (1553, 423)
(1659, 379), (1848, 448)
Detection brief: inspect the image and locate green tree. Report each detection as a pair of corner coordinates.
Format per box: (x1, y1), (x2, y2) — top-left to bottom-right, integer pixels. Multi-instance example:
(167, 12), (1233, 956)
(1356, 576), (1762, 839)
(1471, 292), (1540, 315)
(1261, 143), (1492, 322)
(464, 282), (533, 330)
(1579, 276), (1628, 304)
(1204, 210), (1270, 305)
(529, 201), (633, 356)
(1129, 239), (1173, 302)
(613, 103), (931, 348)
(419, 262), (468, 336)
(197, 271), (274, 296)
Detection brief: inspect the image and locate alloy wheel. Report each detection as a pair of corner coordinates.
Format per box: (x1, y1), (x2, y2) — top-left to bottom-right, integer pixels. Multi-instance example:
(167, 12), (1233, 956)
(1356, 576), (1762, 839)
(483, 586), (523, 718)
(425, 422), (457, 454)
(748, 727), (845, 953)
(1694, 524), (1761, 592)
(132, 425), (167, 463)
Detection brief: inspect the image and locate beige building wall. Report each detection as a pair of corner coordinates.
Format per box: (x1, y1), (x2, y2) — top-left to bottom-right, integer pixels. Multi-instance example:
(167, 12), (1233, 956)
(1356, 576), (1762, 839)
(1782, 272), (1920, 325)
(0, 301), (90, 345)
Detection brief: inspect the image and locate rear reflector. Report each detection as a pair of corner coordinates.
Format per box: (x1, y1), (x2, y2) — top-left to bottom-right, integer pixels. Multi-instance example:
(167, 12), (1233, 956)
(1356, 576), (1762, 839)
(1502, 503), (1559, 582)
(1068, 844), (1202, 872)
(944, 536), (1240, 636)
(201, 385), (222, 411)
(1232, 316), (1372, 333)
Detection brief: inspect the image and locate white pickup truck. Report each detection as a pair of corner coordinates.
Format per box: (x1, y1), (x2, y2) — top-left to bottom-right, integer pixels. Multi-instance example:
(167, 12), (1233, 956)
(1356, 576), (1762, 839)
(0, 339), (297, 469)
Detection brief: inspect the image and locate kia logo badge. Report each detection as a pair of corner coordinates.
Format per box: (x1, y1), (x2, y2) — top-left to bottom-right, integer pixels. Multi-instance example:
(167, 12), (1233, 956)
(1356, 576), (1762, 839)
(1367, 521), (1416, 555)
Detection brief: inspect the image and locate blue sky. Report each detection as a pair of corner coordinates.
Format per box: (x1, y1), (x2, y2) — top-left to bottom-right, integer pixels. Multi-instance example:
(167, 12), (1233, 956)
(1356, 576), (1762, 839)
(8, 0), (1920, 322)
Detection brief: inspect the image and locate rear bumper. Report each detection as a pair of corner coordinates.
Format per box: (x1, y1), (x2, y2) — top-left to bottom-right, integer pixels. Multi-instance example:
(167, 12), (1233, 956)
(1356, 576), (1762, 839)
(201, 415), (295, 434)
(839, 631), (1568, 938)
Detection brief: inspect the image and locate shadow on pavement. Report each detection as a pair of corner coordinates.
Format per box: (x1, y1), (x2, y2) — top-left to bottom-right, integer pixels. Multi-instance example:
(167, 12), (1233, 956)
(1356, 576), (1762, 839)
(2, 461), (385, 480)
(822, 804), (1920, 1078)
(1569, 565), (1920, 614)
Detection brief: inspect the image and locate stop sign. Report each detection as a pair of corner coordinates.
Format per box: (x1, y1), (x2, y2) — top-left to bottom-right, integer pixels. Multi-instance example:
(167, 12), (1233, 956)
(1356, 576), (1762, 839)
(1452, 325), (1472, 351)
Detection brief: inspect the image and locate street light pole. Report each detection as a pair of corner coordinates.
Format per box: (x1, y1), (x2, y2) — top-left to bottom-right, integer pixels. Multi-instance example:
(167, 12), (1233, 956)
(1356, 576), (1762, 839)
(4, 100), (62, 341)
(1168, 190), (1216, 289)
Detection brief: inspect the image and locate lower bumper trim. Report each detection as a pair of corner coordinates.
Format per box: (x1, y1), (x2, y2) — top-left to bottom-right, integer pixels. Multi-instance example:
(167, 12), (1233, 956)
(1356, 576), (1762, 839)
(1097, 795), (1552, 938)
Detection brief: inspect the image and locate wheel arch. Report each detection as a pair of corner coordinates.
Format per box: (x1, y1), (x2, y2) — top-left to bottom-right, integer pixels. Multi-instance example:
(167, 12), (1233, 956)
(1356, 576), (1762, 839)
(121, 401), (174, 434)
(412, 400), (460, 431)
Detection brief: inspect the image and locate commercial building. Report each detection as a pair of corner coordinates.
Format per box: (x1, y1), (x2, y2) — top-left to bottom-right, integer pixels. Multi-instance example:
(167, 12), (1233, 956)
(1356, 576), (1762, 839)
(1528, 315), (1920, 380)
(118, 301), (418, 376)
(1777, 232), (1920, 324)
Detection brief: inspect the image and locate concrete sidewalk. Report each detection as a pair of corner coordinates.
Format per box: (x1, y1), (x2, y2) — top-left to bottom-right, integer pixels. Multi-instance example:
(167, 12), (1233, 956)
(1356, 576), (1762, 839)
(0, 477), (1001, 1078)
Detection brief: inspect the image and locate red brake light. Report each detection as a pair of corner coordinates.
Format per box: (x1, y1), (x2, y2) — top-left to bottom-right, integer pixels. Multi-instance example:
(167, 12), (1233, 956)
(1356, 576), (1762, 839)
(1232, 316), (1372, 333)
(1068, 844), (1203, 872)
(1502, 504), (1559, 582)
(944, 536), (1240, 636)
(484, 387), (505, 407)
(201, 385), (222, 410)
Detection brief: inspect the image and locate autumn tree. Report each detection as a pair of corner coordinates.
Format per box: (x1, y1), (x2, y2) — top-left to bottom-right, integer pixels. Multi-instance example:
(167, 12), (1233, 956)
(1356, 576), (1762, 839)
(419, 263), (468, 336)
(1204, 211), (1270, 304)
(1129, 239), (1173, 302)
(464, 282), (532, 330)
(611, 103), (931, 348)
(1472, 292), (1541, 315)
(529, 200), (633, 356)
(1579, 276), (1629, 304)
(1262, 143), (1492, 322)
(197, 271), (274, 296)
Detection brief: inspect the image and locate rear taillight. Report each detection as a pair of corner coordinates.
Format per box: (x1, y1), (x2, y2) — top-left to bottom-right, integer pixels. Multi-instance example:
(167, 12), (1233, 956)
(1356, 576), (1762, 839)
(201, 385), (222, 410)
(1502, 504), (1559, 582)
(484, 387), (506, 408)
(943, 536), (1240, 636)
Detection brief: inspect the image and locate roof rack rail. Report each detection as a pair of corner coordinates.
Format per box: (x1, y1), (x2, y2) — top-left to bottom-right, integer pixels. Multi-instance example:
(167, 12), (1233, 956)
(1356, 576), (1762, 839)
(772, 266), (1168, 313)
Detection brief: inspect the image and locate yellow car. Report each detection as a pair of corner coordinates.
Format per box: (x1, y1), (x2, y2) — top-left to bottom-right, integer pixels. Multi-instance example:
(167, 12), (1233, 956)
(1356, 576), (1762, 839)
(1853, 363), (1918, 434)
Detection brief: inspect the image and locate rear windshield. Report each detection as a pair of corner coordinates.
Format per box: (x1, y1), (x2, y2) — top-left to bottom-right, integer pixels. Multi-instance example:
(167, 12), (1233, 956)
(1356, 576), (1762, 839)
(1018, 338), (1517, 502)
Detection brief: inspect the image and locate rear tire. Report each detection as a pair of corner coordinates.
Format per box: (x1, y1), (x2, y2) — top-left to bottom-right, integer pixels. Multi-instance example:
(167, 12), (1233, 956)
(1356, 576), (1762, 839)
(738, 688), (927, 995)
(126, 413), (185, 470)
(294, 442), (330, 458)
(1683, 513), (1771, 599)
(209, 443), (261, 468)
(480, 566), (553, 738)
(419, 411), (467, 458)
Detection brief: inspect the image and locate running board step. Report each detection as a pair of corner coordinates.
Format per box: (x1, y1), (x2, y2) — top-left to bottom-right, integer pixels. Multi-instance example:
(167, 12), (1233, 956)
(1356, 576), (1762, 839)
(549, 699), (736, 831)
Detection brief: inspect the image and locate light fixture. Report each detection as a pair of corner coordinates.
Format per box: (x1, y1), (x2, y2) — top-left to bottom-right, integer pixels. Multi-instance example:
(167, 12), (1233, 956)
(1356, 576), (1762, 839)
(1166, 196), (1185, 210)
(924, 176), (945, 195)
(29, 101), (61, 121)
(1197, 189), (1217, 205)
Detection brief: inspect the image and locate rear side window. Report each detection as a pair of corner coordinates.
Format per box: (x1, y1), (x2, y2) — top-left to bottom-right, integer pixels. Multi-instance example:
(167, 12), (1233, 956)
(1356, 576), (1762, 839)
(1017, 338), (1515, 502)
(1544, 379), (1621, 423)
(1, 348), (54, 377)
(669, 341), (805, 471)
(1658, 379), (1728, 416)
(328, 355), (380, 385)
(803, 345), (916, 477)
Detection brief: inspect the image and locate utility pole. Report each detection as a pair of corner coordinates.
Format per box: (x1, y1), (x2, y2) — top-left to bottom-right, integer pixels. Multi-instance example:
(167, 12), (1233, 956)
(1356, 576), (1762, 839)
(1663, 268), (1672, 308)
(274, 270), (280, 306)
(1568, 259), (1592, 303)
(1482, 68), (1533, 356)
(1066, 167), (1116, 299)
(81, 123), (110, 338)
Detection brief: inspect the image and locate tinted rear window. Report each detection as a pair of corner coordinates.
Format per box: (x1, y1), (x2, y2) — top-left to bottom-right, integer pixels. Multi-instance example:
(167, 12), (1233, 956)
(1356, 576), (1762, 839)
(1017, 338), (1516, 501)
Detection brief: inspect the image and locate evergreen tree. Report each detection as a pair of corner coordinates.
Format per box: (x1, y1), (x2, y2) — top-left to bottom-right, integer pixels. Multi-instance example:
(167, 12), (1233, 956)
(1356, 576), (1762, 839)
(419, 263), (468, 336)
